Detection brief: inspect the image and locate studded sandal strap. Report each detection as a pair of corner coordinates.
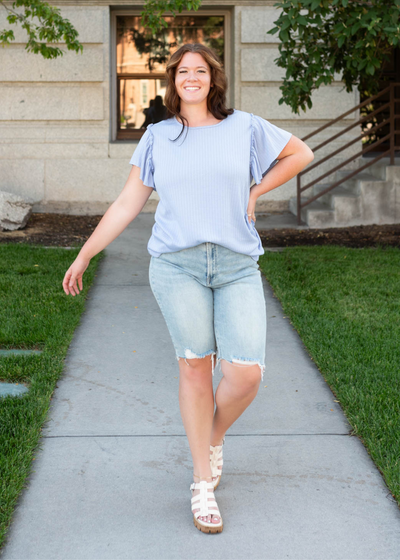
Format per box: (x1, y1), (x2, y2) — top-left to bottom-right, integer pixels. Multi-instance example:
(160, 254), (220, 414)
(210, 441), (224, 477)
(190, 481), (221, 518)
(190, 480), (214, 491)
(192, 502), (220, 519)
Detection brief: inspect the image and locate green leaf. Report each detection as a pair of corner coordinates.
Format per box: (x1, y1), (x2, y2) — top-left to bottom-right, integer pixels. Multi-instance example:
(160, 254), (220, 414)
(367, 63), (375, 75)
(280, 29), (289, 42)
(357, 59), (367, 71)
(297, 15), (308, 26)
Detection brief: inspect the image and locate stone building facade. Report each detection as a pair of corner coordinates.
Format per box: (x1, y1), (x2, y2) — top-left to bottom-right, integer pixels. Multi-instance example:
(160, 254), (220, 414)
(0, 1), (359, 216)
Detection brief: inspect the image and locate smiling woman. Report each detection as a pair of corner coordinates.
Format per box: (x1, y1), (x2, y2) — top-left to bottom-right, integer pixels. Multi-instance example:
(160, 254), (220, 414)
(173, 55), (223, 127)
(62, 41), (314, 537)
(126, 42), (310, 534)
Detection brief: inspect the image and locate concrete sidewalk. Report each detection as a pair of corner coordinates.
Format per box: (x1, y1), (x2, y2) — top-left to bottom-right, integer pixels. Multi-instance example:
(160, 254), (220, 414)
(1, 213), (400, 560)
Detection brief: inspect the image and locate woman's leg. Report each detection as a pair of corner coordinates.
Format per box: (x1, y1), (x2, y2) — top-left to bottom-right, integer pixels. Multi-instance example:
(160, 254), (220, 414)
(178, 354), (221, 525)
(178, 355), (261, 524)
(211, 252), (267, 453)
(210, 360), (261, 445)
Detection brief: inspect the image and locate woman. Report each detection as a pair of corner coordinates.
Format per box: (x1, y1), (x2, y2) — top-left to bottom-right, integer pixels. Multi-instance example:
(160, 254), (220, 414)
(62, 43), (314, 534)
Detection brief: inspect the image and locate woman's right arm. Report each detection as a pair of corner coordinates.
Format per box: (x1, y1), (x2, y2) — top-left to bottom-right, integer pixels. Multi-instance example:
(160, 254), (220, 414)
(62, 165), (153, 296)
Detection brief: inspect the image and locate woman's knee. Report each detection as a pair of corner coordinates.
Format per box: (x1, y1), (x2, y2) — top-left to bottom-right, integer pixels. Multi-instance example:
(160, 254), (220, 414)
(178, 355), (214, 385)
(220, 358), (262, 393)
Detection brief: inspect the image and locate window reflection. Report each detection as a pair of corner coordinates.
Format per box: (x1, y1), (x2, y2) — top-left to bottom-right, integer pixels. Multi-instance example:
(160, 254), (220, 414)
(118, 80), (168, 129)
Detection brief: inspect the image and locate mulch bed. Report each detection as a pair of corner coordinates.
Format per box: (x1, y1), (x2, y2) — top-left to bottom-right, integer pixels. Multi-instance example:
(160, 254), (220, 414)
(259, 223), (400, 248)
(0, 212), (399, 249)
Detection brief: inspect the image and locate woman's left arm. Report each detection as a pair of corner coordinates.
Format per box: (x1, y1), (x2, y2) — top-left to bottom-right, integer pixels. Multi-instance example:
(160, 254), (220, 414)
(249, 135), (314, 204)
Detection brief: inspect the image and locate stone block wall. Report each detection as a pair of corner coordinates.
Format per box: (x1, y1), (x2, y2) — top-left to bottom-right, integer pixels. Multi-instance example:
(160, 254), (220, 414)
(0, 1), (360, 215)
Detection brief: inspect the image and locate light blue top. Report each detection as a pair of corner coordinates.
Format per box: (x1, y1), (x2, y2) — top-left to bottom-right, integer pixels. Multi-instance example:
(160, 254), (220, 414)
(129, 109), (292, 262)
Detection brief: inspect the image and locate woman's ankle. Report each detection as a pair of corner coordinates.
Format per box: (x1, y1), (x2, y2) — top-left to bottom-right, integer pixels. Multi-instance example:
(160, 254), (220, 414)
(193, 472), (213, 482)
(210, 433), (225, 447)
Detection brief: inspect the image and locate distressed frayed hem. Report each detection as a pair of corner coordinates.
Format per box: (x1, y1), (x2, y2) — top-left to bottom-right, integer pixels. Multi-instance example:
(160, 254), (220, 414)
(216, 357), (265, 381)
(176, 349), (218, 376)
(259, 363), (265, 382)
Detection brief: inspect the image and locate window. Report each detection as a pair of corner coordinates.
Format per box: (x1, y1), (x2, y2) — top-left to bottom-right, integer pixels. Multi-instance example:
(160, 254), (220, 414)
(111, 10), (230, 141)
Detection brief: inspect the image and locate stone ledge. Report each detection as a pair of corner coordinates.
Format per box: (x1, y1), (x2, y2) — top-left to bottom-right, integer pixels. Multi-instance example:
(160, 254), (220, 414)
(32, 198), (289, 216)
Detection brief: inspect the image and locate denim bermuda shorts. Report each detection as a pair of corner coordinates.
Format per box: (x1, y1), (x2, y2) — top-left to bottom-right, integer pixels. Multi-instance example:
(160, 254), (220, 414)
(149, 242), (267, 381)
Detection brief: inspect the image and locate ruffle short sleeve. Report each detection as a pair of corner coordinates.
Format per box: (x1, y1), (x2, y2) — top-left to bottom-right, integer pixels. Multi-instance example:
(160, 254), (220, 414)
(129, 124), (156, 191)
(250, 113), (292, 184)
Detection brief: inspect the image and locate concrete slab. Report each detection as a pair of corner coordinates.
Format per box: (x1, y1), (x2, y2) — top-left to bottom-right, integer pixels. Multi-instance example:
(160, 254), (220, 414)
(93, 213), (156, 287)
(2, 436), (400, 560)
(0, 350), (42, 356)
(2, 213), (400, 559)
(255, 212), (308, 230)
(40, 277), (349, 437)
(0, 382), (29, 398)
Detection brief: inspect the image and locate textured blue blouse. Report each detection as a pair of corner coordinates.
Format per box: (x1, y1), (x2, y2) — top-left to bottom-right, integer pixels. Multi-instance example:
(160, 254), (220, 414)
(129, 109), (292, 262)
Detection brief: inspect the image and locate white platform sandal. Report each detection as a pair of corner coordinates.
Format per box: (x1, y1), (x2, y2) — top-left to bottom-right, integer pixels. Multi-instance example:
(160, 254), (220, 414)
(210, 436), (225, 490)
(190, 476), (223, 534)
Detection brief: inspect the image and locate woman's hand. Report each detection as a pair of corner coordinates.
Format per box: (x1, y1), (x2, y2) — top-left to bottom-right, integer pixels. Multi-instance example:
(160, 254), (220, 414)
(62, 255), (91, 296)
(246, 192), (257, 224)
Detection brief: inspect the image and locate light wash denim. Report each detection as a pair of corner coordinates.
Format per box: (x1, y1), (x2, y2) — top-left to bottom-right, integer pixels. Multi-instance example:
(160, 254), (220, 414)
(149, 242), (267, 381)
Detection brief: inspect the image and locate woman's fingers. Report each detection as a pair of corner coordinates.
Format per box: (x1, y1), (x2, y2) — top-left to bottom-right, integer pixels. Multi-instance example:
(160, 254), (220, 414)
(62, 257), (90, 296)
(62, 271), (72, 295)
(69, 277), (79, 296)
(63, 270), (80, 296)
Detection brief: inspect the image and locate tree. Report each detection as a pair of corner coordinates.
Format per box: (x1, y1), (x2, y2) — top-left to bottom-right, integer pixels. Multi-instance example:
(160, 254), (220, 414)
(268, 0), (400, 114)
(0, 0), (199, 59)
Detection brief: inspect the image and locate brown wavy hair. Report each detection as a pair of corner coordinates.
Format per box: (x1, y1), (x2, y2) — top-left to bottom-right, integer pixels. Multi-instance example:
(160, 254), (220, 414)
(163, 43), (234, 142)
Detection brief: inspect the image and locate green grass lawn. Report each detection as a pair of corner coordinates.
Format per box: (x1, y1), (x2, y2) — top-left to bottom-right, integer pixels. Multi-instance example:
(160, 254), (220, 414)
(1, 242), (399, 548)
(0, 244), (104, 550)
(258, 244), (400, 507)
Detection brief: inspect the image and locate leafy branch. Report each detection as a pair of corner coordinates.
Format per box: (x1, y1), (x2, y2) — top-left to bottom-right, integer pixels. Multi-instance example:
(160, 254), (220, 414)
(138, 0), (202, 35)
(0, 0), (83, 58)
(268, 0), (400, 114)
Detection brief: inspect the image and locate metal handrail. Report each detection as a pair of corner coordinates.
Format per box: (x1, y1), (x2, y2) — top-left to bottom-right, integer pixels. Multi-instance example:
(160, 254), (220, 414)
(296, 82), (400, 224)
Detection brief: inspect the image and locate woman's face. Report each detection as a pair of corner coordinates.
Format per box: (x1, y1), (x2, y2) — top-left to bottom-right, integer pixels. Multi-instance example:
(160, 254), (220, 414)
(175, 52), (213, 107)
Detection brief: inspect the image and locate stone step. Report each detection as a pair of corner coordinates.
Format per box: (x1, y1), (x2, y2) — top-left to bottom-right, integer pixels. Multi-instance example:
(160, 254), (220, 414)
(358, 156), (400, 181)
(335, 170), (387, 193)
(312, 185), (360, 207)
(289, 196), (336, 228)
(290, 158), (400, 227)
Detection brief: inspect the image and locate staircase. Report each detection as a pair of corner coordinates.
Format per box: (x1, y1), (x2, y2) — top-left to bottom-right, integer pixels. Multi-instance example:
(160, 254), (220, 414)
(289, 82), (400, 228)
(289, 157), (400, 228)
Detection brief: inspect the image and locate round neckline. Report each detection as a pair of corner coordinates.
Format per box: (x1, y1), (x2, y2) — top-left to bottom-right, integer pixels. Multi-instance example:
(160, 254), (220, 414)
(173, 113), (230, 129)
